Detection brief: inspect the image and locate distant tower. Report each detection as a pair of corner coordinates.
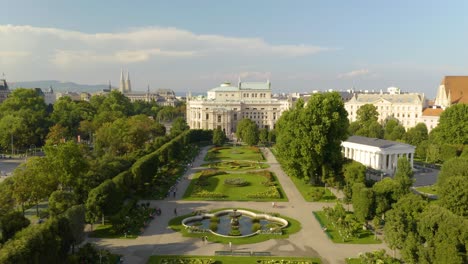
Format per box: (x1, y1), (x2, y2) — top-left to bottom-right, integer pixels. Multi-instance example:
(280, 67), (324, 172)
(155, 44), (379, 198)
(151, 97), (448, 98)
(125, 71), (132, 93)
(108, 80), (112, 90)
(119, 69), (125, 93)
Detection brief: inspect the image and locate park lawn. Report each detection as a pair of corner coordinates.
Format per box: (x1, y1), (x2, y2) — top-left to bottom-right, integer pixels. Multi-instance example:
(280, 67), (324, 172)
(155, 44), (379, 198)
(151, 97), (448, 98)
(201, 160), (269, 171)
(290, 177), (336, 202)
(89, 224), (138, 239)
(183, 171), (288, 201)
(313, 211), (381, 244)
(415, 185), (438, 195)
(148, 255), (321, 264)
(345, 258), (361, 264)
(205, 146), (265, 162)
(168, 208), (301, 245)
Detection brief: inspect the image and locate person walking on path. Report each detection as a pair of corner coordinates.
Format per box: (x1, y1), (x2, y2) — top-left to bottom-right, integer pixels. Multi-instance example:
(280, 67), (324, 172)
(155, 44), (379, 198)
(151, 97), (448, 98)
(174, 207), (177, 216)
(229, 241), (232, 252)
(173, 191), (176, 198)
(272, 202), (276, 208)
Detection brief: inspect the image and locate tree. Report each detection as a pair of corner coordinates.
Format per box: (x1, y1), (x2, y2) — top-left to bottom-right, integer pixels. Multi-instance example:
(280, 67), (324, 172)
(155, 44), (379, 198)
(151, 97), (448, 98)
(393, 157), (414, 199)
(62, 205), (86, 253)
(85, 180), (122, 225)
(437, 157), (468, 185)
(404, 123), (428, 146)
(49, 190), (77, 216)
(276, 93), (349, 184)
(236, 118), (259, 146)
(429, 104), (468, 145)
(372, 178), (399, 216)
(384, 193), (428, 258)
(438, 176), (468, 217)
(259, 128), (269, 145)
(350, 104), (384, 138)
(46, 124), (69, 145)
(170, 117), (189, 136)
(0, 88), (49, 149)
(352, 183), (374, 223)
(0, 178), (15, 217)
(384, 119), (406, 141)
(0, 211), (30, 243)
(212, 127), (226, 146)
(343, 161), (366, 186)
(417, 205), (467, 264)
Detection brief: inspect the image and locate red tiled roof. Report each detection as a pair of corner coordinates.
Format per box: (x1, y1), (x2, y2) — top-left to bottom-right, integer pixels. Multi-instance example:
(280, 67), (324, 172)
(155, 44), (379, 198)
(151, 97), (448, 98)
(422, 108), (443, 117)
(441, 76), (468, 104)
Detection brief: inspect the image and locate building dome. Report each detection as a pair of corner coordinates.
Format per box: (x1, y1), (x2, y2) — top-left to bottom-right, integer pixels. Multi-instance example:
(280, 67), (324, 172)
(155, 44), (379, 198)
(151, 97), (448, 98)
(221, 82), (231, 87)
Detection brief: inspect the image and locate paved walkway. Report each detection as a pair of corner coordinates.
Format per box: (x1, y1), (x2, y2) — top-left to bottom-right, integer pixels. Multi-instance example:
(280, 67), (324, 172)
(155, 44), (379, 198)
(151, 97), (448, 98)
(88, 146), (391, 264)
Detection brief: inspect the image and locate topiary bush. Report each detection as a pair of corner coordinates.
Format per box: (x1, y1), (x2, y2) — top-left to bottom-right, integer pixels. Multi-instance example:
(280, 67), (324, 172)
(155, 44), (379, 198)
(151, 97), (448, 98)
(209, 222), (218, 231)
(224, 178), (249, 186)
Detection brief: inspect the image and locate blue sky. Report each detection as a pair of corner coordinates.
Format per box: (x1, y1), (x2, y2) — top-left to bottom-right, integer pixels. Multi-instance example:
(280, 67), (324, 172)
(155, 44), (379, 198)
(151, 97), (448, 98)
(1, 0), (467, 97)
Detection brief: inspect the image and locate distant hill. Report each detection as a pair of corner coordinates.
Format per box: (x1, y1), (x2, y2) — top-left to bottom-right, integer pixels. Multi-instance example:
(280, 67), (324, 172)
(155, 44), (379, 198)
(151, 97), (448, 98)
(10, 80), (111, 93)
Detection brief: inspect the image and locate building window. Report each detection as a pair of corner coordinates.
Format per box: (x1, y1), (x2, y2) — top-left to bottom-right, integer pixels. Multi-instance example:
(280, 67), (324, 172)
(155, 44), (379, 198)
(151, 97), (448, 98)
(206, 114), (209, 120)
(218, 115), (221, 122)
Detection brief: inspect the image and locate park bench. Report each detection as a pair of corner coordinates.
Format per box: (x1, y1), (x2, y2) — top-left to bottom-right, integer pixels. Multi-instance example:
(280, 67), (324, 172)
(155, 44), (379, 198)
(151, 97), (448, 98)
(252, 251), (271, 256)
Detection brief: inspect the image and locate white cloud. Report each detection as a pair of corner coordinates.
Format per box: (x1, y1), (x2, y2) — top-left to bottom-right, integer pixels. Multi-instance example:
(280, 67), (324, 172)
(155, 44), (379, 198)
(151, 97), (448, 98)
(0, 24), (328, 67)
(338, 69), (370, 79)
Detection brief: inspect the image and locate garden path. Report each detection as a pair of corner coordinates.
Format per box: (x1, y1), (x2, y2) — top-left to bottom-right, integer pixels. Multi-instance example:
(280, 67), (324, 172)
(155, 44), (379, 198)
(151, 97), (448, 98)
(87, 146), (392, 264)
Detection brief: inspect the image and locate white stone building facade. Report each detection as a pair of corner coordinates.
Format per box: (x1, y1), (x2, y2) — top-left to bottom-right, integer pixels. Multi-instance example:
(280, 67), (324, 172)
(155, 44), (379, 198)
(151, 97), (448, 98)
(342, 136), (415, 176)
(344, 87), (426, 129)
(186, 81), (291, 136)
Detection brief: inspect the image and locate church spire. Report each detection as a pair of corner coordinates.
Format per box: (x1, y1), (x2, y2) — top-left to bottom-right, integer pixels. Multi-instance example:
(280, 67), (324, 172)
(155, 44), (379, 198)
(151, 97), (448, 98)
(119, 69), (125, 93)
(125, 70), (132, 93)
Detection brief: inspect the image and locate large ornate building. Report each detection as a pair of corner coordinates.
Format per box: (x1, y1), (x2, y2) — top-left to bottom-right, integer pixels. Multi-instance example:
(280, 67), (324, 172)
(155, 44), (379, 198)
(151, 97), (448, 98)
(344, 87), (426, 129)
(186, 80), (291, 136)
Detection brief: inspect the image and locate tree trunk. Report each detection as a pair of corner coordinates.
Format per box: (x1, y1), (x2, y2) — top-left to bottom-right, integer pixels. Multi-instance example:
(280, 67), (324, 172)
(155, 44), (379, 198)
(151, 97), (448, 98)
(102, 214), (105, 225)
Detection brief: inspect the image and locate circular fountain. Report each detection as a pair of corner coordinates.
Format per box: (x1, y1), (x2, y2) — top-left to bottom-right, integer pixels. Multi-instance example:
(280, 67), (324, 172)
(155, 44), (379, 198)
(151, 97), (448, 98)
(182, 209), (288, 238)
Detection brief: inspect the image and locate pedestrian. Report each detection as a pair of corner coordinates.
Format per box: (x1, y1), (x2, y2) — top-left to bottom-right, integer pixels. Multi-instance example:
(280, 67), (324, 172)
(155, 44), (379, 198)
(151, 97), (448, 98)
(272, 202), (275, 208)
(204, 236), (208, 245)
(174, 207), (177, 216)
(229, 241), (232, 251)
(173, 191), (176, 198)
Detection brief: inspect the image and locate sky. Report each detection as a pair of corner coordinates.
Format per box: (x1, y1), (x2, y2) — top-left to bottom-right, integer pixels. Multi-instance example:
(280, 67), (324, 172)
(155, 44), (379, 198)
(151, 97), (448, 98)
(1, 0), (468, 97)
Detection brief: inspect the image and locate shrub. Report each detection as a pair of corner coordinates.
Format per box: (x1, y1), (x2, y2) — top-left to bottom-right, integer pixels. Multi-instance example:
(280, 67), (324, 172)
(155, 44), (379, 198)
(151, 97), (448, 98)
(210, 216), (220, 223)
(252, 223), (262, 232)
(310, 189), (325, 201)
(228, 229), (242, 236)
(209, 222), (218, 231)
(224, 178), (249, 186)
(251, 217), (260, 223)
(192, 189), (226, 199)
(247, 186), (281, 199)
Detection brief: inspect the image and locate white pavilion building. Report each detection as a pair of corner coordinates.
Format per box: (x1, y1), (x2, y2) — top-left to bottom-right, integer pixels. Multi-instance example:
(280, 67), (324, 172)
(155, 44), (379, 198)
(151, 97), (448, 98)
(342, 136), (415, 176)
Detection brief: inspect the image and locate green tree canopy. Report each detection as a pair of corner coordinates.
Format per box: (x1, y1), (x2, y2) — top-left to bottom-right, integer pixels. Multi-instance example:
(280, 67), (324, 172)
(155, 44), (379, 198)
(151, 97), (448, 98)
(429, 103), (468, 145)
(438, 157), (468, 185)
(438, 176), (468, 217)
(276, 93), (349, 184)
(0, 211), (30, 243)
(349, 104), (384, 138)
(236, 118), (259, 146)
(393, 157), (414, 199)
(404, 123), (428, 146)
(170, 117), (189, 136)
(384, 119), (406, 141)
(212, 127), (227, 146)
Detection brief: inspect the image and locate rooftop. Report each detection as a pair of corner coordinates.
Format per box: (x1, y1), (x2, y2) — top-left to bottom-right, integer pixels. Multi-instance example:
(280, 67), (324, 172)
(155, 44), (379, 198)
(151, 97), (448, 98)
(345, 135), (415, 149)
(422, 107), (444, 117)
(440, 76), (468, 104)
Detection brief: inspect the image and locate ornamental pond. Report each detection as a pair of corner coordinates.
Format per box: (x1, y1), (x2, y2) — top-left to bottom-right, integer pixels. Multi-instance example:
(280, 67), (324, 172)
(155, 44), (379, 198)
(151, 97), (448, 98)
(182, 209), (288, 238)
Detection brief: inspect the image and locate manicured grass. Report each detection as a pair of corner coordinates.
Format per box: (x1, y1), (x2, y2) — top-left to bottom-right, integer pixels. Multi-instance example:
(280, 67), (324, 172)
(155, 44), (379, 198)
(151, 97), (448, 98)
(313, 211), (381, 244)
(415, 185), (438, 195)
(89, 224), (138, 239)
(290, 177), (336, 202)
(148, 255), (321, 264)
(205, 146), (265, 162)
(183, 171), (288, 201)
(201, 160), (270, 171)
(168, 208), (301, 245)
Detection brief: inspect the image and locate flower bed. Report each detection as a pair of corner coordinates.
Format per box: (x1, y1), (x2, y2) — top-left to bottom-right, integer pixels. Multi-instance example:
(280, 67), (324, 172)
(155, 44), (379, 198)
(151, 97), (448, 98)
(247, 186), (281, 199)
(224, 178), (249, 186)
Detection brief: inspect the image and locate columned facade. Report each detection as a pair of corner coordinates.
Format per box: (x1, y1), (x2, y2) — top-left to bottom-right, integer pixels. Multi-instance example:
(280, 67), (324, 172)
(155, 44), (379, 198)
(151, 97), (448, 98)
(342, 136), (415, 176)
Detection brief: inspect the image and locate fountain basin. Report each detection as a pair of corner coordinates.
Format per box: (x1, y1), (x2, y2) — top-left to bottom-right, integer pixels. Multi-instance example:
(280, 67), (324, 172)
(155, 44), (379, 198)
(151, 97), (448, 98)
(182, 209), (288, 238)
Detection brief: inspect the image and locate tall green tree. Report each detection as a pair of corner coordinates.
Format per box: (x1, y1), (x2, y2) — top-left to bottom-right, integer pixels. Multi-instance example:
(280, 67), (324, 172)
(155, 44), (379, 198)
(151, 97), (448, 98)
(0, 211), (30, 243)
(85, 180), (122, 225)
(259, 128), (269, 145)
(0, 88), (49, 150)
(170, 117), (189, 136)
(352, 183), (375, 223)
(404, 123), (428, 146)
(438, 176), (468, 217)
(393, 157), (414, 199)
(49, 190), (77, 217)
(437, 157), (468, 185)
(384, 193), (428, 259)
(236, 118), (259, 146)
(276, 93), (349, 184)
(349, 104), (384, 138)
(430, 104), (468, 145)
(384, 119), (406, 141)
(212, 127), (227, 146)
